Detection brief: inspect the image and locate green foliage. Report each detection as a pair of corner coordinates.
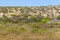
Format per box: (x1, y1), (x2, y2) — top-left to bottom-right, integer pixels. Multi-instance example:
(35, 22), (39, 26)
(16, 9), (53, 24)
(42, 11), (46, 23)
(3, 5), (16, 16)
(30, 22), (41, 29)
(31, 28), (38, 32)
(57, 16), (60, 20)
(29, 16), (38, 22)
(11, 14), (17, 16)
(38, 29), (47, 32)
(2, 15), (10, 23)
(31, 16), (36, 21)
(41, 17), (48, 23)
(4, 27), (25, 33)
(20, 8), (24, 13)
(0, 26), (3, 30)
(50, 25), (54, 28)
(4, 27), (18, 33)
(54, 23), (59, 25)
(1, 13), (48, 23)
(31, 28), (47, 33)
(4, 27), (14, 33)
(17, 28), (25, 32)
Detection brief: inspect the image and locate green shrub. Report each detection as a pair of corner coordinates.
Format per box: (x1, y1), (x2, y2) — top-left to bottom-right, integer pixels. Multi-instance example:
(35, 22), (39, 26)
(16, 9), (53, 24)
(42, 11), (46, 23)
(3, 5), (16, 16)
(57, 16), (60, 20)
(41, 17), (48, 23)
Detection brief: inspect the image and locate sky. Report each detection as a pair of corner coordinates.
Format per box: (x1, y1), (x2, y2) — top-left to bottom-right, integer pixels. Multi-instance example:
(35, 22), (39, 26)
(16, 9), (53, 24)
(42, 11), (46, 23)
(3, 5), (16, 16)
(0, 0), (60, 6)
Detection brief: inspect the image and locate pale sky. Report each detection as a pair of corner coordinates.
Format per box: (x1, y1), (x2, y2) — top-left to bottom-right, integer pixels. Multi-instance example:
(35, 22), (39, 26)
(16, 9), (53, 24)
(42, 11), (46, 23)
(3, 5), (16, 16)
(0, 0), (60, 6)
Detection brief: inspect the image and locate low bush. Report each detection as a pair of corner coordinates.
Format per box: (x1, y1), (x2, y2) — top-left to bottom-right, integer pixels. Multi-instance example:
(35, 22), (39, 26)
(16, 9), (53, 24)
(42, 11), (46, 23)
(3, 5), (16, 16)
(41, 17), (48, 23)
(57, 16), (60, 20)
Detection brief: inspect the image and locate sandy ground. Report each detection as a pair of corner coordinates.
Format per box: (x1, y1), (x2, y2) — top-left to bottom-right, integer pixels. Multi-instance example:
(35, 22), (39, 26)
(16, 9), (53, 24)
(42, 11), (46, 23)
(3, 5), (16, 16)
(0, 31), (60, 40)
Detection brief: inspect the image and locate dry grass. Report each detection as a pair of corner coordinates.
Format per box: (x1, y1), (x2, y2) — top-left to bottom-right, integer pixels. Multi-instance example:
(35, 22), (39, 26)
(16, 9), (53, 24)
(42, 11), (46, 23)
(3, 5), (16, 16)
(0, 31), (60, 40)
(0, 22), (60, 40)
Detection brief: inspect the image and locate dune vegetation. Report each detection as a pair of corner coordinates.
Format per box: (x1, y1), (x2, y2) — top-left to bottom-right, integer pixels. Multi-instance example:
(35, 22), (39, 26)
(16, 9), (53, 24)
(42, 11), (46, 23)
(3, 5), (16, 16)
(0, 6), (60, 40)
